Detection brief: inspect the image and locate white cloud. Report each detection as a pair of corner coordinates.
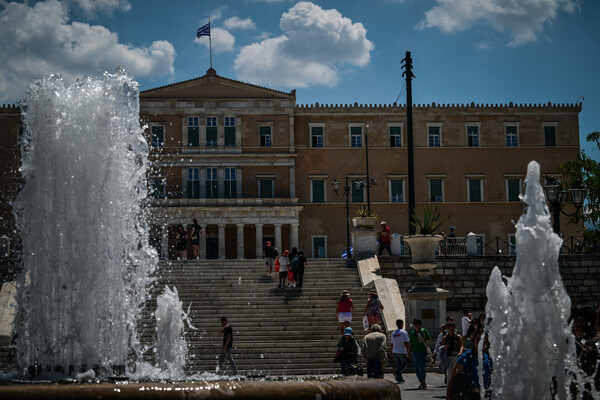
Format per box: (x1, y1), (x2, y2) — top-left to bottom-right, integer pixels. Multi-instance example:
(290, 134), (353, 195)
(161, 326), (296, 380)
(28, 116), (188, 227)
(0, 0), (175, 103)
(417, 0), (581, 46)
(66, 0), (131, 18)
(224, 16), (256, 30)
(196, 27), (235, 53)
(234, 1), (373, 88)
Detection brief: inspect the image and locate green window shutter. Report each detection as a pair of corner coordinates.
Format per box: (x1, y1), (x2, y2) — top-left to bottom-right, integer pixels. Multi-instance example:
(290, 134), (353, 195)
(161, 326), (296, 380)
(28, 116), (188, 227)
(508, 179), (520, 201)
(469, 180), (482, 202)
(206, 127), (217, 146)
(259, 180), (273, 198)
(224, 181), (236, 198)
(225, 127), (236, 147)
(312, 180), (324, 203)
(544, 126), (556, 146)
(430, 180), (442, 202)
(188, 127), (199, 147)
(352, 185), (364, 202)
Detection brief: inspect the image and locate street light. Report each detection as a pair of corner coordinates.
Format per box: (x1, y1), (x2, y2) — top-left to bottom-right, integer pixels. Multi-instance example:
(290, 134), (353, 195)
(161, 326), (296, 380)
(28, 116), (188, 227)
(332, 177), (363, 263)
(543, 176), (586, 235)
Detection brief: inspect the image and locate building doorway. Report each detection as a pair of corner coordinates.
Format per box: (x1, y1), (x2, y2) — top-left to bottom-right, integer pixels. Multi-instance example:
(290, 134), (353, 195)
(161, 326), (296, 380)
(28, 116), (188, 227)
(206, 237), (218, 259)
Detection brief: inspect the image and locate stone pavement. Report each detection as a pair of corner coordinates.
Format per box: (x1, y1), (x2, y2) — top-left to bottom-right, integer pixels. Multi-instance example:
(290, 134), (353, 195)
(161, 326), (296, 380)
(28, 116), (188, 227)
(384, 372), (447, 400)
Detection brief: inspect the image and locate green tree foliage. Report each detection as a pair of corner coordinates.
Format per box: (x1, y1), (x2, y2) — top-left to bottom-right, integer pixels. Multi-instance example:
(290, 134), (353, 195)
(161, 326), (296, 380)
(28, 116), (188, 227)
(560, 131), (600, 243)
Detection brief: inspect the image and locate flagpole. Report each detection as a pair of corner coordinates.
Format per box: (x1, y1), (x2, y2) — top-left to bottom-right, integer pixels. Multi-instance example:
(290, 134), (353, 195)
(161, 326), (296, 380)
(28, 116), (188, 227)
(208, 19), (213, 69)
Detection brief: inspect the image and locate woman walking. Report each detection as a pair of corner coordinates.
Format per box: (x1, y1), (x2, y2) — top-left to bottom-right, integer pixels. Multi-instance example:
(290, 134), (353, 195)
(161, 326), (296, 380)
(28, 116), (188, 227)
(278, 250), (290, 289)
(364, 290), (384, 328)
(336, 327), (360, 376)
(336, 290), (354, 334)
(176, 224), (187, 260)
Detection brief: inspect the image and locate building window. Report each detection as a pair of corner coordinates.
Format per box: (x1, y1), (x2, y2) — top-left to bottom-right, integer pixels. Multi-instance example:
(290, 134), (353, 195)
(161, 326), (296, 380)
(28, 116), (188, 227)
(224, 167), (236, 199)
(206, 167), (218, 198)
(350, 126), (363, 147)
(544, 124), (557, 146)
(206, 116), (217, 147)
(428, 124), (441, 147)
(505, 124), (518, 147)
(187, 168), (200, 199)
(188, 117), (199, 147)
(390, 180), (404, 202)
(468, 179), (482, 202)
(508, 234), (516, 255)
(467, 124), (480, 147)
(311, 125), (324, 148)
(259, 126), (272, 147)
(506, 179), (522, 202)
(429, 179), (443, 202)
(352, 180), (364, 202)
(149, 178), (166, 199)
(311, 180), (325, 203)
(259, 179), (274, 198)
(312, 236), (327, 258)
(225, 117), (236, 147)
(151, 125), (164, 148)
(389, 125), (402, 147)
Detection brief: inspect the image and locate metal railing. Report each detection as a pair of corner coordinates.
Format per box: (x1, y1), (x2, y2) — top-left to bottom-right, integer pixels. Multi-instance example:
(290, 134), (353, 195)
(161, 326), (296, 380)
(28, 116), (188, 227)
(398, 235), (600, 256)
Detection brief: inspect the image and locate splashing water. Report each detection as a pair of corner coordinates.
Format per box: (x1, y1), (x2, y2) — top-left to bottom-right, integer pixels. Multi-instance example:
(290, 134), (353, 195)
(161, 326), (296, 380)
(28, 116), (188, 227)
(485, 160), (591, 399)
(13, 70), (157, 376)
(154, 286), (192, 378)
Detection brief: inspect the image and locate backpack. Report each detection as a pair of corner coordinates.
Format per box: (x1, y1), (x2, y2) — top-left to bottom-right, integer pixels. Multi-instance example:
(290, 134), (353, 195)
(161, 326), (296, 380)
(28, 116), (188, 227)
(451, 351), (476, 400)
(290, 256), (300, 271)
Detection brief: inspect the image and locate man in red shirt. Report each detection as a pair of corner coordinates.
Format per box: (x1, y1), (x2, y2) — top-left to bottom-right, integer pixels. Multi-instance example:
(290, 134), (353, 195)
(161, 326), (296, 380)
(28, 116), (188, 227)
(378, 221), (392, 256)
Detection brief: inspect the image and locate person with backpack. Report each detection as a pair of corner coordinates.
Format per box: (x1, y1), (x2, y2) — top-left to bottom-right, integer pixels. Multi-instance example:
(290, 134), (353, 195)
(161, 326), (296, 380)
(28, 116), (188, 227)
(336, 327), (361, 376)
(295, 250), (307, 291)
(440, 321), (463, 384)
(446, 325), (484, 400)
(289, 250), (300, 288)
(263, 241), (278, 276)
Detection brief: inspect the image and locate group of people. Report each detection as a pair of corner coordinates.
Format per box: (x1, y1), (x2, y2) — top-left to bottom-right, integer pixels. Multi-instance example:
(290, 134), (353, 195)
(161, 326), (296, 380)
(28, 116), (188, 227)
(175, 218), (204, 260)
(263, 242), (307, 291)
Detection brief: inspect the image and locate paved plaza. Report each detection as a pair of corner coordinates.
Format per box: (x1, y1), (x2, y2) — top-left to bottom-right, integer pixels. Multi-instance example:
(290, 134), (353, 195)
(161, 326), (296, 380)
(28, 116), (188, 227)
(384, 372), (447, 400)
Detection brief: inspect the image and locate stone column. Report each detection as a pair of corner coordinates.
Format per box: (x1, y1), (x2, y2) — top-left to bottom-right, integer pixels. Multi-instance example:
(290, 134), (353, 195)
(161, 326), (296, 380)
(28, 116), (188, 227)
(236, 223), (245, 259)
(161, 224), (169, 260)
(218, 224), (226, 260)
(275, 223), (282, 252)
(255, 223), (263, 259)
(291, 223), (299, 250)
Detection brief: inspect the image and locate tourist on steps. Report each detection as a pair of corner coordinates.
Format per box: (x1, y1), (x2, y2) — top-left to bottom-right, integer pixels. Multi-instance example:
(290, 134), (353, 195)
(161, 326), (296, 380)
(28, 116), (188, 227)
(336, 290), (354, 334)
(217, 316), (238, 376)
(336, 327), (361, 376)
(362, 324), (387, 379)
(176, 224), (187, 260)
(364, 290), (384, 328)
(190, 218), (204, 260)
(278, 250), (290, 288)
(295, 250), (307, 291)
(263, 241), (278, 276)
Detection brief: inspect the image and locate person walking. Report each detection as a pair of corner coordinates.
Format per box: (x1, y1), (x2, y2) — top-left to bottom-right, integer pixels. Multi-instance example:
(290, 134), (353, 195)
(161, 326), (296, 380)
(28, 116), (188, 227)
(364, 290), (384, 328)
(377, 221), (392, 256)
(296, 250), (307, 291)
(263, 241), (278, 276)
(361, 324), (387, 379)
(390, 319), (410, 383)
(336, 327), (360, 376)
(190, 218), (204, 260)
(446, 325), (485, 400)
(217, 316), (238, 376)
(278, 249), (290, 288)
(176, 224), (187, 260)
(336, 290), (354, 334)
(410, 319), (432, 390)
(461, 310), (472, 336)
(440, 321), (463, 384)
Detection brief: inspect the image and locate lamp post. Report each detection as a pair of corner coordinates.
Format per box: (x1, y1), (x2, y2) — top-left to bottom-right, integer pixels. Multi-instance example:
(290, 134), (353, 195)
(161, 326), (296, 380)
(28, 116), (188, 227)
(332, 177), (363, 262)
(542, 176), (586, 235)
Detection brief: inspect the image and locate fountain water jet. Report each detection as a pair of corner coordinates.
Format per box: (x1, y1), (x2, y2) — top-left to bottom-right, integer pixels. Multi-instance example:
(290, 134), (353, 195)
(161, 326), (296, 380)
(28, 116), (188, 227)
(13, 70), (158, 377)
(485, 160), (597, 399)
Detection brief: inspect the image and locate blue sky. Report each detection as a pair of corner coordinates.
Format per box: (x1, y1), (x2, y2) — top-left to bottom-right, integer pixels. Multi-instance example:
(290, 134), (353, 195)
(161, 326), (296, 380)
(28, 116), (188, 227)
(0, 0), (598, 158)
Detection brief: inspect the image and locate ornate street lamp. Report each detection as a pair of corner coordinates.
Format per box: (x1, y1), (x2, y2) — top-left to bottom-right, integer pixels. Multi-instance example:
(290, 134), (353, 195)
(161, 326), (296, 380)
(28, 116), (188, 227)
(543, 176), (586, 235)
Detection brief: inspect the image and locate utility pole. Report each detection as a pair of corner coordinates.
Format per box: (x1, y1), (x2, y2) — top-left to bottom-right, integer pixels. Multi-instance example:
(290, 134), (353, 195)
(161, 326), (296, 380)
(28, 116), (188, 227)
(402, 51), (416, 235)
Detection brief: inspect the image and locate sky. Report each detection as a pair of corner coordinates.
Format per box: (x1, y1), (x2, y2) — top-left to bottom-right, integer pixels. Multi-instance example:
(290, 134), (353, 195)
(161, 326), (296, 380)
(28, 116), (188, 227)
(0, 0), (598, 159)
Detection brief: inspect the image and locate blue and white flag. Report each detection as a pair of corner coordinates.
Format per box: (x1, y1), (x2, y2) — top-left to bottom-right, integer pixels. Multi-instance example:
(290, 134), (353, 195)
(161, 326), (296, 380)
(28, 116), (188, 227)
(197, 22), (210, 38)
(341, 246), (353, 259)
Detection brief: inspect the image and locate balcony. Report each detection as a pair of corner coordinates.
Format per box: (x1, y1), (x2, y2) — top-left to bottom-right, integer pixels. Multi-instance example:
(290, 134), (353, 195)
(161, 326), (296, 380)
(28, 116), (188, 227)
(148, 197), (299, 208)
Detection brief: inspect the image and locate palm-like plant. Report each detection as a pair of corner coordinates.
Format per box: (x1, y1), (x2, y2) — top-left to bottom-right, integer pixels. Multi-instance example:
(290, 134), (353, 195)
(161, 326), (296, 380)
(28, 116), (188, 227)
(410, 205), (450, 235)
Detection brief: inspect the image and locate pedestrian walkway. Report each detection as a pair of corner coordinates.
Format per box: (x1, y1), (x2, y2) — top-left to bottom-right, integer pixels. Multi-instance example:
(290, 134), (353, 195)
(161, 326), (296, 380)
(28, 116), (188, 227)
(384, 372), (447, 400)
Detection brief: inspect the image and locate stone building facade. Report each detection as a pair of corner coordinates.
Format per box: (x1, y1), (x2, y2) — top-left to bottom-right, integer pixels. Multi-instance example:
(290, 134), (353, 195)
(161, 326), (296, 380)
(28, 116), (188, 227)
(0, 69), (582, 261)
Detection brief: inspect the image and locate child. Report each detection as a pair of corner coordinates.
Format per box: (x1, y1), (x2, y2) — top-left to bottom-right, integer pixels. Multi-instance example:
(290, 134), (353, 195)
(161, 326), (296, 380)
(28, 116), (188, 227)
(287, 268), (295, 287)
(278, 250), (290, 289)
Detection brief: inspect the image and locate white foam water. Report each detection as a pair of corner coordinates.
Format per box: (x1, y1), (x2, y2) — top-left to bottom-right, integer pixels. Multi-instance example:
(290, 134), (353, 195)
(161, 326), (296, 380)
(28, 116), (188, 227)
(485, 160), (596, 399)
(13, 70), (157, 376)
(154, 285), (189, 378)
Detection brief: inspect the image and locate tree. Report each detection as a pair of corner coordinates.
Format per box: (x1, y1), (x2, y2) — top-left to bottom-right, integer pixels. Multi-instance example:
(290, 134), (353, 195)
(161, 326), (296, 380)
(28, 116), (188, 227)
(560, 131), (600, 245)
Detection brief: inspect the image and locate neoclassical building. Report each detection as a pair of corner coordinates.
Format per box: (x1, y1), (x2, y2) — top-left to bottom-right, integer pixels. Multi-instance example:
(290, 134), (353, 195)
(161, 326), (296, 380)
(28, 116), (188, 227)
(0, 68), (582, 260)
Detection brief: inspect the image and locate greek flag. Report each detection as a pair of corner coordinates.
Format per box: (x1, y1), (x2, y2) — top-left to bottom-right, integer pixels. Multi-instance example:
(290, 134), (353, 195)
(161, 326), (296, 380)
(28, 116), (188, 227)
(197, 22), (210, 38)
(341, 246), (353, 259)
